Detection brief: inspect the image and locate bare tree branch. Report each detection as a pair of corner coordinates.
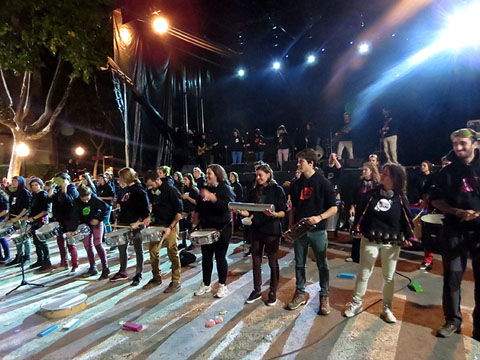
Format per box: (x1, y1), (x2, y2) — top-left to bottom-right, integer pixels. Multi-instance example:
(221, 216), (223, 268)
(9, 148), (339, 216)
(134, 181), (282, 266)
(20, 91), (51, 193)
(26, 76), (75, 141)
(0, 67), (16, 122)
(28, 59), (63, 132)
(22, 72), (32, 124)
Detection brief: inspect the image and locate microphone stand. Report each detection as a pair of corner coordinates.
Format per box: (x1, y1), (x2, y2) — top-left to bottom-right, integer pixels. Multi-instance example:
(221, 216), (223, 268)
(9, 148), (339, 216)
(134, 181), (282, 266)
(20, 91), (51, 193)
(6, 222), (45, 296)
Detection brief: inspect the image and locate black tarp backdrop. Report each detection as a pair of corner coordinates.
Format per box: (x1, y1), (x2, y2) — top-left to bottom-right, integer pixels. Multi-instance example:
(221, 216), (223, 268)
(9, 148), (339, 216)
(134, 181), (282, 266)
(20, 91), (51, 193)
(113, 6), (212, 173)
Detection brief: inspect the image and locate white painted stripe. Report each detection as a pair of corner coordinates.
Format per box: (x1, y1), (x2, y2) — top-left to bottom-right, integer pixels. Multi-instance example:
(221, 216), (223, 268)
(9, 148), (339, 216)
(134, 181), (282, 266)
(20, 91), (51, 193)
(243, 327), (281, 360)
(281, 283), (320, 360)
(208, 320), (245, 360)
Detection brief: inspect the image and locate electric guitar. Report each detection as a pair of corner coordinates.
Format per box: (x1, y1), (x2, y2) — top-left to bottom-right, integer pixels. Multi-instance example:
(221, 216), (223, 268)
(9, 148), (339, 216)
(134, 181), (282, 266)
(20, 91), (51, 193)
(197, 142), (218, 156)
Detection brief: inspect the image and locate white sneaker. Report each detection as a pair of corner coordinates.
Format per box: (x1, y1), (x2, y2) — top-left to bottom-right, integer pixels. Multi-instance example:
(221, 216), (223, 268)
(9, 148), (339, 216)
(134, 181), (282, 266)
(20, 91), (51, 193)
(344, 301), (363, 318)
(67, 267), (79, 277)
(215, 283), (228, 298)
(194, 282), (211, 296)
(380, 305), (397, 323)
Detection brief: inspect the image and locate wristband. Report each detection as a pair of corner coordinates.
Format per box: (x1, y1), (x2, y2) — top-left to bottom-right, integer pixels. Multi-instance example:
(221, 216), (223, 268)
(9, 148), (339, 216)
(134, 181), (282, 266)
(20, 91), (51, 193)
(319, 215), (323, 221)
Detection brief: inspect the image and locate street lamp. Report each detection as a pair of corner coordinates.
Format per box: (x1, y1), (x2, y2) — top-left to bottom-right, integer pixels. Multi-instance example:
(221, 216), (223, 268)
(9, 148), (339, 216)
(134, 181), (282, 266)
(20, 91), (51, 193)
(15, 142), (30, 177)
(74, 146), (85, 157)
(15, 142), (30, 157)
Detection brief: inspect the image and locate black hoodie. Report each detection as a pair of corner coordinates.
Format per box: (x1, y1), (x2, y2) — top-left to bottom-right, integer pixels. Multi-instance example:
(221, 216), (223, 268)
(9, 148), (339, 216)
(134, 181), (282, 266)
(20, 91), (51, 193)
(148, 181), (183, 226)
(430, 149), (480, 229)
(51, 183), (79, 231)
(74, 195), (108, 225)
(118, 183), (150, 225)
(8, 176), (32, 217)
(195, 181), (235, 229)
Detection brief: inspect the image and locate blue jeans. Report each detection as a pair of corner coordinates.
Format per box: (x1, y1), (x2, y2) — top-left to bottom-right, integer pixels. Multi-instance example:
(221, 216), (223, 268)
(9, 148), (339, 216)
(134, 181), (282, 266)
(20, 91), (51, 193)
(294, 230), (329, 294)
(232, 151), (243, 164)
(255, 151), (264, 161)
(104, 205), (112, 233)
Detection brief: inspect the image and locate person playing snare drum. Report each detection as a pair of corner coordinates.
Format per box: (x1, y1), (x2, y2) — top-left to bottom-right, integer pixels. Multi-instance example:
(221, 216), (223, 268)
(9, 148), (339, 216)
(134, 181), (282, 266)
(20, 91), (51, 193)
(143, 171), (184, 293)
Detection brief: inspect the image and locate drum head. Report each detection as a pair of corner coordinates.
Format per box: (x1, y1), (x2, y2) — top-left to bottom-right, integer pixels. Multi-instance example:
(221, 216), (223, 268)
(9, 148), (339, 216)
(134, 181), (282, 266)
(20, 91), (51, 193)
(106, 229), (130, 237)
(421, 214), (444, 225)
(38, 222), (59, 233)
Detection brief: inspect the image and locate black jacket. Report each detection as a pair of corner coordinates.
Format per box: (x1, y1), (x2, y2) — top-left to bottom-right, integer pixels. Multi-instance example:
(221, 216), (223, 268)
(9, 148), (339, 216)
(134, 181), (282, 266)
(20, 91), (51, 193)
(50, 184), (79, 231)
(195, 181), (235, 229)
(31, 190), (49, 220)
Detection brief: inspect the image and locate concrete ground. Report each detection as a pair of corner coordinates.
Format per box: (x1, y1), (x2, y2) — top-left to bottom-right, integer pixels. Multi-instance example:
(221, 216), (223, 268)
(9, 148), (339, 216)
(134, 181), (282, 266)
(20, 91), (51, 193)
(0, 232), (479, 360)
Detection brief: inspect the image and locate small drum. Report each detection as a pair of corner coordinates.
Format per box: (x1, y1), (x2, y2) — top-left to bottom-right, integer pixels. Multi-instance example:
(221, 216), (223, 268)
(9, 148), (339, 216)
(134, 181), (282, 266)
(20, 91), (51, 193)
(10, 219), (28, 230)
(65, 224), (91, 245)
(105, 229), (131, 246)
(36, 222), (61, 241)
(10, 232), (30, 245)
(140, 226), (165, 243)
(325, 208), (340, 232)
(40, 293), (88, 319)
(190, 229), (221, 246)
(0, 223), (16, 238)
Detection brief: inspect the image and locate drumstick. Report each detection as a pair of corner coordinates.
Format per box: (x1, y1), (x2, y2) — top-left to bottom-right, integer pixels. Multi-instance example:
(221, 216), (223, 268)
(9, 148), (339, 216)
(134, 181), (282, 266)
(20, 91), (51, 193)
(111, 224), (131, 229)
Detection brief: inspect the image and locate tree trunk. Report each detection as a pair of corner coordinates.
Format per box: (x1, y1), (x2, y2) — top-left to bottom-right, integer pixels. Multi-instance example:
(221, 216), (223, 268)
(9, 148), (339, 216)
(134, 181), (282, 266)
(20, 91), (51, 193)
(7, 131), (24, 180)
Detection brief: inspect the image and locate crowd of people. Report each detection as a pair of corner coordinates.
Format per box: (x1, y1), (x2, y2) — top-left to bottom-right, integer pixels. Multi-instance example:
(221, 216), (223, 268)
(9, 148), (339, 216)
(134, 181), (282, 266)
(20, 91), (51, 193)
(0, 126), (479, 342)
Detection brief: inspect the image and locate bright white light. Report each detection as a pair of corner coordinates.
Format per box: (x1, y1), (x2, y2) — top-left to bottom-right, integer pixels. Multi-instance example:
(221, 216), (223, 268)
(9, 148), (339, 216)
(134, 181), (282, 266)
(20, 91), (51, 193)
(75, 146), (85, 157)
(439, 3), (480, 50)
(153, 17), (169, 34)
(272, 61), (281, 70)
(15, 142), (30, 157)
(358, 42), (370, 54)
(119, 25), (132, 45)
(237, 68), (245, 77)
(307, 55), (316, 64)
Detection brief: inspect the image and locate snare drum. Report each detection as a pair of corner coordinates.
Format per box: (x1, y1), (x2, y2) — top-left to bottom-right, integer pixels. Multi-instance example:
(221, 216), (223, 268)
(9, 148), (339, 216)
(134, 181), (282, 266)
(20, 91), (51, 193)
(10, 219), (28, 230)
(0, 223), (16, 238)
(189, 229), (220, 246)
(140, 226), (164, 243)
(36, 222), (61, 241)
(105, 229), (131, 246)
(10, 232), (30, 245)
(65, 224), (91, 245)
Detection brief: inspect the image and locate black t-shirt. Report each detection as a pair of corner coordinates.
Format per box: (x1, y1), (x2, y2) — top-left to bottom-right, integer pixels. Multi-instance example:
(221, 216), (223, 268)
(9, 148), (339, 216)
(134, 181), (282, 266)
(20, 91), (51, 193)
(182, 186), (199, 213)
(96, 183), (115, 206)
(148, 182), (183, 226)
(118, 183), (150, 225)
(252, 135), (265, 152)
(249, 183), (288, 235)
(195, 181), (235, 229)
(31, 190), (49, 219)
(291, 172), (336, 229)
(230, 135), (244, 151)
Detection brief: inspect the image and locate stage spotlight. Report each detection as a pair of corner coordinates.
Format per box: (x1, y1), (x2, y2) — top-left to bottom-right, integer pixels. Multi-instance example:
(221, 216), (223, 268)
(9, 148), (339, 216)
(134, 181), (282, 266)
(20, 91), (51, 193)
(306, 55), (316, 64)
(237, 68), (245, 77)
(272, 61), (281, 70)
(358, 42), (370, 54)
(15, 142), (30, 157)
(440, 2), (480, 50)
(75, 146), (86, 157)
(153, 17), (169, 34)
